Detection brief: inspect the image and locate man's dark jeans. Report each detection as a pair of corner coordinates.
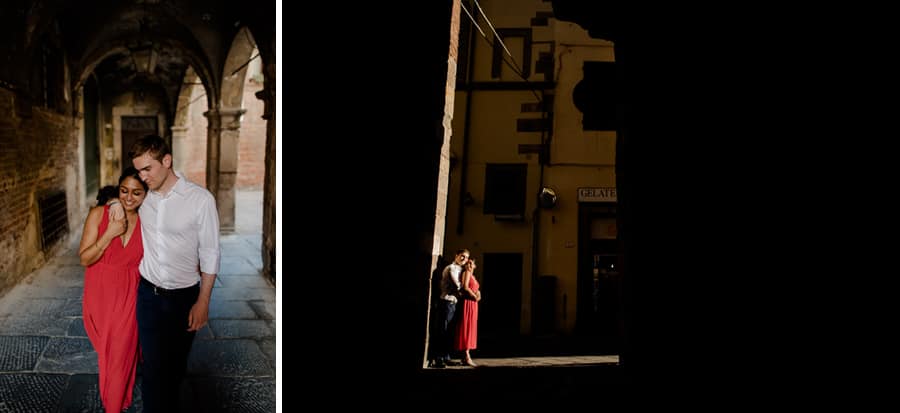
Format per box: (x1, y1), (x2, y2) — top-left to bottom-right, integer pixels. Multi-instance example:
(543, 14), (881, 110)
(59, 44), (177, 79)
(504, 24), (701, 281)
(137, 278), (200, 413)
(432, 299), (458, 364)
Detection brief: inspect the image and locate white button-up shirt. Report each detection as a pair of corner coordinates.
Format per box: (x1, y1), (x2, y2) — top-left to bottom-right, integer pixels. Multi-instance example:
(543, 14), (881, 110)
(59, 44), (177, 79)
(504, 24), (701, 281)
(440, 263), (463, 303)
(139, 171), (220, 289)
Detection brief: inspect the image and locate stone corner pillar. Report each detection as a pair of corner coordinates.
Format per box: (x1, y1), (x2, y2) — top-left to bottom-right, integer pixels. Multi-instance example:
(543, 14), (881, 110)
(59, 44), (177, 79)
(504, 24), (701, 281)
(257, 59), (276, 284)
(203, 107), (246, 234)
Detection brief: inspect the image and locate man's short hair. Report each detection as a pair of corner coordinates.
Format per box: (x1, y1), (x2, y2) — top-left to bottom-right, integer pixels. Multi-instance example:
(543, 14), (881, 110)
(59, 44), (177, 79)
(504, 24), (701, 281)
(128, 134), (171, 161)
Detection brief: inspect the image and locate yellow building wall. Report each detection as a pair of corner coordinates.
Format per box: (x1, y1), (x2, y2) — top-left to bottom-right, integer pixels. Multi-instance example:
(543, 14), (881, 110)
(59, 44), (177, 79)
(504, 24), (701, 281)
(446, 0), (616, 336)
(448, 90), (542, 333)
(469, 0), (555, 83)
(552, 23), (616, 165)
(545, 22), (617, 333)
(540, 166), (616, 332)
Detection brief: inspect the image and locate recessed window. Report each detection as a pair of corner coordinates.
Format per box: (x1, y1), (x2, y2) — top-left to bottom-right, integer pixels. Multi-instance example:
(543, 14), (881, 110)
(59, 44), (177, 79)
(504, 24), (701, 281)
(484, 164), (527, 217)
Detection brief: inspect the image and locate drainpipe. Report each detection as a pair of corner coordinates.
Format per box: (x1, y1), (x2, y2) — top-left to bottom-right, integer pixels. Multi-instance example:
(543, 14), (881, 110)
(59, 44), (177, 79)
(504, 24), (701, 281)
(530, 207), (540, 334)
(531, 91), (550, 334)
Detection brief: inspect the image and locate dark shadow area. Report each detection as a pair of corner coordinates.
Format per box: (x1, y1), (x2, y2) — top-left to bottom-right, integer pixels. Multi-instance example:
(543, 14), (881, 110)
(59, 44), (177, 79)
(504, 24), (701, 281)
(551, 1), (900, 393)
(184, 377), (275, 413)
(404, 364), (625, 401)
(473, 335), (615, 358)
(290, 0), (900, 402)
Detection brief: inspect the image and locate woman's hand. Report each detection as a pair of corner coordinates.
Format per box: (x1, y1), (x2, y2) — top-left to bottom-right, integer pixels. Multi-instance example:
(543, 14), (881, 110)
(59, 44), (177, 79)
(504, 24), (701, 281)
(105, 215), (127, 239)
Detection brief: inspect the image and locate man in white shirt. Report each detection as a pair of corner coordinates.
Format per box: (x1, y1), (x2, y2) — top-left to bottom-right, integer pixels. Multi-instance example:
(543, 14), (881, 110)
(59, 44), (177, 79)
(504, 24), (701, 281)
(113, 135), (220, 412)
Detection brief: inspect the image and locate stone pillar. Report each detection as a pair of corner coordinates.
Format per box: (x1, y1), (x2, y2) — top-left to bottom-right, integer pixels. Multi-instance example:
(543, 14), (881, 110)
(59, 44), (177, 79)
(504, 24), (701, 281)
(170, 125), (189, 172)
(203, 108), (245, 234)
(257, 59), (276, 284)
(203, 111), (221, 196)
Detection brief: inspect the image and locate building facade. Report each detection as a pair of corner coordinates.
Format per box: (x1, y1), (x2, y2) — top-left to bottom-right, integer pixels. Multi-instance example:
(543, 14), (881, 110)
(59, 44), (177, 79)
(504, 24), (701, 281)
(445, 0), (621, 353)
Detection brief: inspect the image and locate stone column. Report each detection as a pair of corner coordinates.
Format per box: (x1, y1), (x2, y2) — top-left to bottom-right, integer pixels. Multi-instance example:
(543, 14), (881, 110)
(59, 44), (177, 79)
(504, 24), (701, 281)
(203, 111), (221, 197)
(203, 108), (245, 234)
(257, 59), (276, 284)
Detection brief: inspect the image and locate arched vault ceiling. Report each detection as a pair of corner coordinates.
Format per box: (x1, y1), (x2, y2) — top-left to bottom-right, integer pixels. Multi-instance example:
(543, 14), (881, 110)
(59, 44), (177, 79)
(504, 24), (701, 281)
(17, 0), (274, 113)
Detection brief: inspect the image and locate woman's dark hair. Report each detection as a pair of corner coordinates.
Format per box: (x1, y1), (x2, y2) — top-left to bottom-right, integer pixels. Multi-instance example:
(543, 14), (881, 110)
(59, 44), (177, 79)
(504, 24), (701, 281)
(95, 185), (119, 206)
(119, 166), (148, 191)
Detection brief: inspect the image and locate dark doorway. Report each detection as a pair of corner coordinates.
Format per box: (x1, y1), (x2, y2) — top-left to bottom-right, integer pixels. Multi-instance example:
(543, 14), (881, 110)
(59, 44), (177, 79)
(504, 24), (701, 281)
(480, 253), (523, 351)
(83, 77), (100, 198)
(121, 116), (158, 167)
(576, 203), (622, 354)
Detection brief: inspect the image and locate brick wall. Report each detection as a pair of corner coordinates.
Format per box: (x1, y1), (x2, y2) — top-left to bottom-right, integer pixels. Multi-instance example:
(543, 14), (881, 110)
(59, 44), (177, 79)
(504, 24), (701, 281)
(184, 85), (208, 187)
(0, 88), (79, 296)
(236, 77), (266, 190)
(182, 75), (266, 190)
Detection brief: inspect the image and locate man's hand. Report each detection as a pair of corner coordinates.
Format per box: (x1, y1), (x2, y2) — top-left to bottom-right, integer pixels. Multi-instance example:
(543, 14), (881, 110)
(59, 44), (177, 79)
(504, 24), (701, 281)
(187, 299), (210, 331)
(108, 202), (125, 221)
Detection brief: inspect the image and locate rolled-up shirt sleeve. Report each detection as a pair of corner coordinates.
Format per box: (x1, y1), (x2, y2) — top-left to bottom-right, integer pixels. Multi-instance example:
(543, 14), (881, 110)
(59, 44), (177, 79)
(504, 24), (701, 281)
(198, 193), (220, 275)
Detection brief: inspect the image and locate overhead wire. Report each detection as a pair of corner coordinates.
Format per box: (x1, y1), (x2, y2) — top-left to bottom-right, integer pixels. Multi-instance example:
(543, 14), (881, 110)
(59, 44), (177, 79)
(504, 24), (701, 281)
(460, 0), (544, 104)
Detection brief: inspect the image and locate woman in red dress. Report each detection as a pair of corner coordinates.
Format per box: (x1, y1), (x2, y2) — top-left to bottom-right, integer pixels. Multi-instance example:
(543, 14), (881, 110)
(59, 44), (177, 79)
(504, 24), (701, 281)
(79, 167), (147, 412)
(455, 258), (481, 366)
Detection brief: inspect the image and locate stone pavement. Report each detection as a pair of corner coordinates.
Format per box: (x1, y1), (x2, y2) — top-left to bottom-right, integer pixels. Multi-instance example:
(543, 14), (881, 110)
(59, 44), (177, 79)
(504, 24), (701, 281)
(0, 191), (275, 412)
(434, 354), (618, 369)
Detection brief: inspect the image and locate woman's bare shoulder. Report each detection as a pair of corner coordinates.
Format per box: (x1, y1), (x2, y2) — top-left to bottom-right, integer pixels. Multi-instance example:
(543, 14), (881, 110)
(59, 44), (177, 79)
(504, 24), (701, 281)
(86, 205), (106, 221)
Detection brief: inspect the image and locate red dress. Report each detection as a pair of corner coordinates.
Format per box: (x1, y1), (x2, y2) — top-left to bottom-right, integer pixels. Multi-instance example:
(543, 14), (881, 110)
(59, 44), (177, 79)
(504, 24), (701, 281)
(82, 205), (142, 413)
(455, 275), (480, 351)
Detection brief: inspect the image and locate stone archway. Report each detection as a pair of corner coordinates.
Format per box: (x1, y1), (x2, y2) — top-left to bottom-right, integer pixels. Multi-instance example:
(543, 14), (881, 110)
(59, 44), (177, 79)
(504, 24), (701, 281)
(211, 27), (259, 234)
(171, 67), (209, 186)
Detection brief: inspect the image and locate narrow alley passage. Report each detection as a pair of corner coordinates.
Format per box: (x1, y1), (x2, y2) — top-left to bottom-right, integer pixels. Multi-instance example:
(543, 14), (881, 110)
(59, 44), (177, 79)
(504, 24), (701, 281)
(0, 191), (274, 413)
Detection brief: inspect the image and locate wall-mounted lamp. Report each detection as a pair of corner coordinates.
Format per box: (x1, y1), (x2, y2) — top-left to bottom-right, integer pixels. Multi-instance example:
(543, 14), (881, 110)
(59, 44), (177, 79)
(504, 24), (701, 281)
(538, 187), (558, 209)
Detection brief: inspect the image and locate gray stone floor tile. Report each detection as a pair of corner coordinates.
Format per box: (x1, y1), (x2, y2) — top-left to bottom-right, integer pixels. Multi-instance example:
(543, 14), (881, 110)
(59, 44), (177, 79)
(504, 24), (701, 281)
(247, 300), (275, 320)
(0, 317), (70, 336)
(216, 275), (271, 289)
(0, 298), (66, 317)
(0, 336), (50, 371)
(239, 235), (262, 250)
(0, 374), (68, 413)
(186, 340), (272, 377)
(58, 298), (83, 317)
(257, 338), (275, 368)
(186, 377), (274, 413)
(208, 320), (272, 339)
(55, 254), (83, 266)
(19, 286), (83, 300)
(218, 257), (259, 276)
(211, 287), (274, 301)
(56, 373), (103, 412)
(245, 255), (263, 269)
(35, 338), (98, 374)
(195, 324), (214, 340)
(23, 273), (84, 290)
(56, 374), (143, 413)
(66, 319), (87, 337)
(209, 300), (258, 319)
